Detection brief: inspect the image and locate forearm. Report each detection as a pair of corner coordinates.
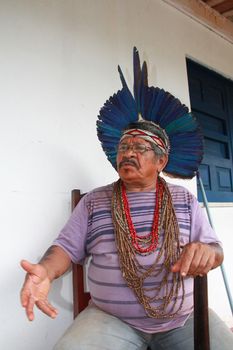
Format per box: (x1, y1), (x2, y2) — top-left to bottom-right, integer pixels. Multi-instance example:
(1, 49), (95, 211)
(39, 245), (71, 282)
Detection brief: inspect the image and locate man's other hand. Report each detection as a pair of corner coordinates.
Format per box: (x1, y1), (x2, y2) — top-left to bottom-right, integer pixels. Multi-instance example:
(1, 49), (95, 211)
(20, 260), (58, 321)
(171, 242), (223, 277)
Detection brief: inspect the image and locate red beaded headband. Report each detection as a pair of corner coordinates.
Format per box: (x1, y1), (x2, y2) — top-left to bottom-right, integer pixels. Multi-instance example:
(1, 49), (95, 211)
(120, 128), (170, 154)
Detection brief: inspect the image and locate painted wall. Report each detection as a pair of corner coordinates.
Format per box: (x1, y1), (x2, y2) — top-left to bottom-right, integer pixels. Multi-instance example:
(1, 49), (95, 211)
(0, 0), (232, 349)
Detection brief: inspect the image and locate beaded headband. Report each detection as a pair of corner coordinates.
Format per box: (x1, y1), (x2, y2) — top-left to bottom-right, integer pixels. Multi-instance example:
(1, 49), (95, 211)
(97, 47), (203, 178)
(120, 126), (170, 154)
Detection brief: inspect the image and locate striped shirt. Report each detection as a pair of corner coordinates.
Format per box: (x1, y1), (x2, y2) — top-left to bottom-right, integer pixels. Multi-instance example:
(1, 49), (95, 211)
(54, 182), (220, 333)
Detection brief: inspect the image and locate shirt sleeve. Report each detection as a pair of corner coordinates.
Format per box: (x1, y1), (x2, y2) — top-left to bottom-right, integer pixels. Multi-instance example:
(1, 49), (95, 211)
(53, 195), (89, 264)
(190, 195), (222, 245)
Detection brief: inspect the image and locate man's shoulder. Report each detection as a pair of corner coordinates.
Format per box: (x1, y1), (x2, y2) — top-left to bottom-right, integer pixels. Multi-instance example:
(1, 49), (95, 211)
(84, 182), (114, 201)
(166, 182), (195, 203)
(167, 182), (190, 192)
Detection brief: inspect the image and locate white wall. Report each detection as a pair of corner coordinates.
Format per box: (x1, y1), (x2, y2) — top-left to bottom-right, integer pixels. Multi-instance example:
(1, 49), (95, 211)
(0, 0), (233, 348)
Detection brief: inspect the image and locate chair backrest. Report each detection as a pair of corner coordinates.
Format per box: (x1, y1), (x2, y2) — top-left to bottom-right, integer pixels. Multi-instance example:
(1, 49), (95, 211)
(71, 189), (91, 318)
(71, 189), (210, 350)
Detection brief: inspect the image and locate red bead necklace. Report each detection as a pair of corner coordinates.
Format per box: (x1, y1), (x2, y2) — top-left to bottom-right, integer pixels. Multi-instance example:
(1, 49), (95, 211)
(121, 179), (164, 254)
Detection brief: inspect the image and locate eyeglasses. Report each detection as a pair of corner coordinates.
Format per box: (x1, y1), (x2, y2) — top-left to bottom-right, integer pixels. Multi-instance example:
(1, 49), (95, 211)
(117, 143), (154, 154)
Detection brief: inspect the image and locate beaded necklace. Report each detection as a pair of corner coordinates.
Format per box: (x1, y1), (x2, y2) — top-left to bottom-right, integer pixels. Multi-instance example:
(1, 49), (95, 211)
(112, 176), (185, 318)
(121, 179), (163, 255)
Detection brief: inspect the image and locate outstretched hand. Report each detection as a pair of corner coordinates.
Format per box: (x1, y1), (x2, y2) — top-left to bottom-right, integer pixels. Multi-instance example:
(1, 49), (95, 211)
(20, 260), (58, 321)
(171, 242), (218, 277)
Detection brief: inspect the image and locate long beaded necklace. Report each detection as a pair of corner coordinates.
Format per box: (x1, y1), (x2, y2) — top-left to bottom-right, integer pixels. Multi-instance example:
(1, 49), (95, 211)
(112, 176), (185, 318)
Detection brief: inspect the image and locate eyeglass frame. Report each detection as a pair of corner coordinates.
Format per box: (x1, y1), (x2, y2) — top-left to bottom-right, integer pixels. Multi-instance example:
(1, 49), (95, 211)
(117, 142), (154, 154)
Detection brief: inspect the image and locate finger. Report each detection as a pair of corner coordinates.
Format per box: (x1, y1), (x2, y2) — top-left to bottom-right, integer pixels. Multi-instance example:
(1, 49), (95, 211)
(171, 258), (182, 273)
(36, 300), (58, 319)
(26, 295), (36, 321)
(193, 253), (214, 276)
(20, 274), (33, 307)
(190, 253), (207, 276)
(176, 248), (196, 277)
(20, 286), (30, 307)
(185, 249), (203, 276)
(171, 246), (185, 273)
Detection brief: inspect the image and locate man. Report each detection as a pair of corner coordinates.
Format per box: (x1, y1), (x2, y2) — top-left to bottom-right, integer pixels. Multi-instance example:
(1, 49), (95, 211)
(20, 49), (233, 349)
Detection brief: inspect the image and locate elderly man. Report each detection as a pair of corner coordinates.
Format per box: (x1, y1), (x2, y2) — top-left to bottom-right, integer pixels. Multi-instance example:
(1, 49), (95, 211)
(20, 49), (233, 349)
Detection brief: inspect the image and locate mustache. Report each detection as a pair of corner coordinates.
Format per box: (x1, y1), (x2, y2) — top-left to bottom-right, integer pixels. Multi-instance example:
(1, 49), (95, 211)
(118, 157), (139, 169)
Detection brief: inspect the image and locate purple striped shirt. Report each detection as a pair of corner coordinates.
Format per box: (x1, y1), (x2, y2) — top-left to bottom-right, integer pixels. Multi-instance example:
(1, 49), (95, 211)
(54, 182), (220, 333)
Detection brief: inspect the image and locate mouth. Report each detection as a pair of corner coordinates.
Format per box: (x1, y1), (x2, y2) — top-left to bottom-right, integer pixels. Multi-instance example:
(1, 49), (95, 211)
(119, 160), (139, 169)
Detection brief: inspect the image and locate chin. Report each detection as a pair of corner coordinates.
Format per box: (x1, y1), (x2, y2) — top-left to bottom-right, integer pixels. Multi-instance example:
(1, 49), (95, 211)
(119, 168), (136, 177)
(119, 173), (138, 183)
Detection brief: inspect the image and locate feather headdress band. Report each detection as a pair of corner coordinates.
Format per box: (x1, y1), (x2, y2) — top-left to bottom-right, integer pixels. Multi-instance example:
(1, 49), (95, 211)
(120, 125), (170, 154)
(97, 47), (203, 178)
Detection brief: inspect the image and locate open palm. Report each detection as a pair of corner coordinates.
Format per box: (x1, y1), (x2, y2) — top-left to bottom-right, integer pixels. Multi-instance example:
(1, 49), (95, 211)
(20, 260), (58, 321)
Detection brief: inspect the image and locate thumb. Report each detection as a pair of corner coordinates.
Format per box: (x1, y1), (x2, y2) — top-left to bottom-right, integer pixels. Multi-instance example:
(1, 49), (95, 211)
(20, 259), (37, 274)
(20, 260), (46, 283)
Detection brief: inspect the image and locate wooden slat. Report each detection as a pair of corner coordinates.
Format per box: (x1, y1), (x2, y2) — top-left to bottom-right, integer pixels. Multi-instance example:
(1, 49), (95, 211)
(71, 189), (91, 319)
(213, 0), (233, 14)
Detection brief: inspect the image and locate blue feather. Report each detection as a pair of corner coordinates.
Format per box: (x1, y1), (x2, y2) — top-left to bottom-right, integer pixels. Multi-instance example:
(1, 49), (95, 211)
(133, 47), (141, 114)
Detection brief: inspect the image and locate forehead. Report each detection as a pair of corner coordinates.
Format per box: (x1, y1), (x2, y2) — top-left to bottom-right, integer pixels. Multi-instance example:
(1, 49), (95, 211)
(119, 136), (151, 146)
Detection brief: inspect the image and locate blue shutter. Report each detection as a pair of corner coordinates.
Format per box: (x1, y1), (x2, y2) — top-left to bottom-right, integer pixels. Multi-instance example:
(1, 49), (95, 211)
(186, 59), (233, 202)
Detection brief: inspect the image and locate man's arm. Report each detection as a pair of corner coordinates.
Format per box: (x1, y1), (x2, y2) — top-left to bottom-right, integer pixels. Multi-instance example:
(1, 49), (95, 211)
(38, 245), (71, 281)
(20, 245), (71, 321)
(171, 242), (224, 277)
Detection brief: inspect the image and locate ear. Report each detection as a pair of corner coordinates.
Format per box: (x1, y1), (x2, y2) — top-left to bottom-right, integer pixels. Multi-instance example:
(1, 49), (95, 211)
(157, 154), (168, 172)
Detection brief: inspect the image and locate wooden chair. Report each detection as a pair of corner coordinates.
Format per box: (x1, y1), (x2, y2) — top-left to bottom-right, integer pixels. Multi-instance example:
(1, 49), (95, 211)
(71, 189), (210, 350)
(71, 190), (90, 318)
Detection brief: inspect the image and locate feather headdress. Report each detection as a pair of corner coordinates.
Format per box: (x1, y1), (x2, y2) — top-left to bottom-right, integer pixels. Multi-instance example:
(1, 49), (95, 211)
(97, 47), (203, 178)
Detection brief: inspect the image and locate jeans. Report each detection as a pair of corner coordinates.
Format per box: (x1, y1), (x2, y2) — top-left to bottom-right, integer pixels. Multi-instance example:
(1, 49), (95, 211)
(54, 305), (233, 350)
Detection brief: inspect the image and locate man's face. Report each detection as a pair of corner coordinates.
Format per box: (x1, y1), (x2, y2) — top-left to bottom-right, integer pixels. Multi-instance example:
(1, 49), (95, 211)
(116, 136), (168, 186)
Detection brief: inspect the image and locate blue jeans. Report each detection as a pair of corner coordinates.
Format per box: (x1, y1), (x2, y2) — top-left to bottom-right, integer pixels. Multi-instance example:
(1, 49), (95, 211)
(54, 305), (233, 350)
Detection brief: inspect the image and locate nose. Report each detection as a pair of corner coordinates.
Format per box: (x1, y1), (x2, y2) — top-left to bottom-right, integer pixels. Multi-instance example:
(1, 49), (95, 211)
(124, 145), (136, 155)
